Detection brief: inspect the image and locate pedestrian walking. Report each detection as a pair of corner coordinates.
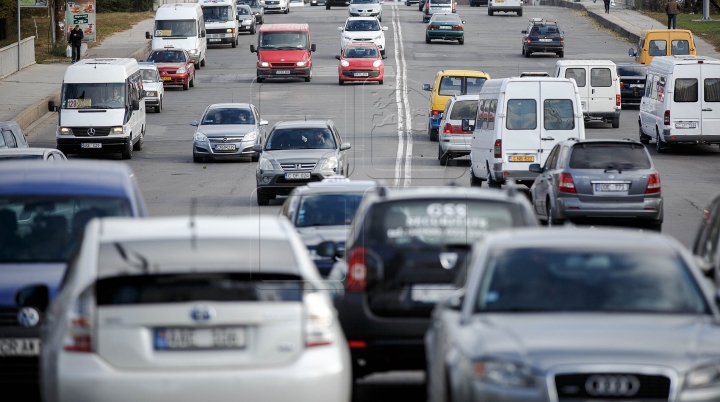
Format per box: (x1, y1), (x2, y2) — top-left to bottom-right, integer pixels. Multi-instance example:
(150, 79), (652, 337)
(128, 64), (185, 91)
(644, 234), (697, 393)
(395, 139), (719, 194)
(603, 0), (610, 13)
(68, 24), (84, 63)
(665, 0), (680, 29)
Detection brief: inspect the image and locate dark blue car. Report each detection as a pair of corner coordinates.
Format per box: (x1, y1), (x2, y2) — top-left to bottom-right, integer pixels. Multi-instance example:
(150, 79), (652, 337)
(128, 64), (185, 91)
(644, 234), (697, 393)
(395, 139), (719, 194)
(0, 161), (146, 400)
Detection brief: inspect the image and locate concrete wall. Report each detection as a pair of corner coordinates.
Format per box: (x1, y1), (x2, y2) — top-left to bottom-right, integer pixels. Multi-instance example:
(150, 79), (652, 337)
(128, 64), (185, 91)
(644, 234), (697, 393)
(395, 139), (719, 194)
(0, 36), (36, 79)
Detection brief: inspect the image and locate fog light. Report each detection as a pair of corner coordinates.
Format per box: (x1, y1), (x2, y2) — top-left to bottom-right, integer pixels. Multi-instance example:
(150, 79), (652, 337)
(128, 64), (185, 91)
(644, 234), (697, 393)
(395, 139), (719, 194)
(262, 177), (271, 184)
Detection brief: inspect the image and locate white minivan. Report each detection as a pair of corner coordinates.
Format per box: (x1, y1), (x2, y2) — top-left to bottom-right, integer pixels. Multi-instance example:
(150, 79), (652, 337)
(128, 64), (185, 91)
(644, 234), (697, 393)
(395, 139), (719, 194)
(50, 58), (146, 160)
(640, 55), (720, 152)
(199, 0), (239, 48)
(146, 3), (207, 68)
(468, 77), (585, 187)
(554, 60), (622, 128)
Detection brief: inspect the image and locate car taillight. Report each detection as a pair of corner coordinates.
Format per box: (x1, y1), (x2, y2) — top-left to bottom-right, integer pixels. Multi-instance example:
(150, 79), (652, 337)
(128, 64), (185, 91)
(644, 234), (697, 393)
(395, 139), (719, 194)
(428, 24), (439, 29)
(431, 110), (441, 116)
(493, 139), (501, 158)
(645, 173), (661, 194)
(445, 123), (469, 133)
(560, 36), (564, 43)
(664, 110), (670, 125)
(303, 292), (334, 348)
(425, 2), (429, 10)
(558, 173), (576, 193)
(616, 94), (621, 107)
(63, 286), (95, 353)
(452, 25), (463, 30)
(346, 247), (367, 293)
(620, 82), (625, 88)
(526, 37), (531, 44)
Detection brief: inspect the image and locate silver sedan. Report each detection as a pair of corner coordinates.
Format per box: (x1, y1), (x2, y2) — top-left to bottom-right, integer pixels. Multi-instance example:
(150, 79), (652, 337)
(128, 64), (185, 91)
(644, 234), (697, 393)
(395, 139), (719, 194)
(425, 228), (720, 402)
(191, 103), (267, 163)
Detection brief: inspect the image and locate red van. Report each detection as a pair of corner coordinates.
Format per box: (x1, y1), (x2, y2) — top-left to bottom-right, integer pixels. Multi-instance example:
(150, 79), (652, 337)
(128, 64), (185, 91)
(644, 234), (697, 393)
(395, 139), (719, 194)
(250, 23), (316, 82)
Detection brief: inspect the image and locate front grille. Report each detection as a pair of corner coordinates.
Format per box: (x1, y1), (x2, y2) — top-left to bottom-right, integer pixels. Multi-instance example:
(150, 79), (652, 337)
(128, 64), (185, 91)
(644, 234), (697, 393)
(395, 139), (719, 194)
(266, 1), (279, 4)
(271, 62), (296, 67)
(209, 137), (244, 142)
(276, 176), (321, 184)
(0, 356), (40, 386)
(207, 28), (229, 35)
(352, 38), (373, 42)
(163, 70), (177, 74)
(71, 127), (111, 137)
(555, 373), (670, 400)
(280, 162), (316, 171)
(0, 307), (18, 327)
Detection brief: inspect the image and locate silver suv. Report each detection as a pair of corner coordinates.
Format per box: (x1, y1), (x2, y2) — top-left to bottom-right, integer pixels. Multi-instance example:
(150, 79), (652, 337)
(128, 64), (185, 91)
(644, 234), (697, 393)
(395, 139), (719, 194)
(438, 94), (477, 166)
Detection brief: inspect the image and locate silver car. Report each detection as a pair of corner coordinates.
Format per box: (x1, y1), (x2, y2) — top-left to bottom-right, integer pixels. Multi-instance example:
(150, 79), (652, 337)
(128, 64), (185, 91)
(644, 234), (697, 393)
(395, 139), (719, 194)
(438, 94), (477, 166)
(0, 147), (67, 161)
(191, 103), (267, 163)
(139, 63), (164, 113)
(236, 0), (264, 24)
(425, 227), (720, 402)
(236, 5), (257, 35)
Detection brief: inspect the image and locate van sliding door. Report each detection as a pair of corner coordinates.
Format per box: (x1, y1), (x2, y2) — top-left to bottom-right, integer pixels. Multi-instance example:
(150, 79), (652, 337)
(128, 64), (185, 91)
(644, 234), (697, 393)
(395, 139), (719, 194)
(701, 67), (720, 139)
(672, 65), (702, 137)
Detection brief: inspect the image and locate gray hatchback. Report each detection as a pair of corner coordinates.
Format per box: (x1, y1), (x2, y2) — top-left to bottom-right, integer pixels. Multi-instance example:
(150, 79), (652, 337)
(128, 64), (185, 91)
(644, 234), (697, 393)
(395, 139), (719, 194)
(529, 138), (663, 230)
(191, 103), (268, 163)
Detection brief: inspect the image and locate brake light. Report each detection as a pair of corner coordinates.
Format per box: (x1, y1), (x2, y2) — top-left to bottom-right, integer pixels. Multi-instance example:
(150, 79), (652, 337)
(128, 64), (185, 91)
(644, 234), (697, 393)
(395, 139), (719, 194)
(346, 247), (367, 293)
(425, 1), (429, 10)
(620, 82), (625, 88)
(526, 37), (531, 44)
(428, 24), (439, 29)
(493, 139), (501, 158)
(616, 94), (621, 107)
(560, 36), (564, 43)
(452, 25), (463, 31)
(664, 110), (670, 125)
(558, 173), (576, 193)
(645, 173), (661, 194)
(348, 340), (367, 348)
(432, 110), (440, 115)
(444, 123), (469, 133)
(304, 292), (334, 348)
(63, 286), (95, 353)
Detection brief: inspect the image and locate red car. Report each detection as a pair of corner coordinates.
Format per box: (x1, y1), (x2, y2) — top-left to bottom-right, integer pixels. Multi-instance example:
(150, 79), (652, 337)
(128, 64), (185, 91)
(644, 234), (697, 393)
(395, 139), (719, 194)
(146, 46), (196, 90)
(336, 43), (384, 85)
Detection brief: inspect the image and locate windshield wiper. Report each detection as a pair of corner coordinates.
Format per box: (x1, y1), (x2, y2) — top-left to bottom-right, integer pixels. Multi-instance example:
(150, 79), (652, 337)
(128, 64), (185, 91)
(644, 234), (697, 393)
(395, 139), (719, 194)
(604, 164), (622, 173)
(114, 242), (150, 274)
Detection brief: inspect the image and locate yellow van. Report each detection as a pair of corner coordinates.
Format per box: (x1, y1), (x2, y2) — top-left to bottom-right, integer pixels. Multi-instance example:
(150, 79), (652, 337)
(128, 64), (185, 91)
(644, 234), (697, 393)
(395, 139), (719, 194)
(422, 70), (490, 141)
(628, 29), (696, 65)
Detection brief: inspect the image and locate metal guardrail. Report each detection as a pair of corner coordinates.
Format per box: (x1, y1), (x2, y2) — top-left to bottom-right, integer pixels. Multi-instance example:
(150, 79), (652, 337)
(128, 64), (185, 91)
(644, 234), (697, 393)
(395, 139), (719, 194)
(0, 36), (36, 79)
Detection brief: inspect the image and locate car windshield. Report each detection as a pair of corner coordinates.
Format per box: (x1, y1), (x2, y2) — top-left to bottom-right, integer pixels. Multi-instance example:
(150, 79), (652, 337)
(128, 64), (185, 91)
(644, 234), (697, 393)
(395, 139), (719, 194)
(202, 108), (256, 125)
(0, 155), (43, 161)
(237, 6), (252, 14)
(141, 69), (157, 82)
(476, 248), (708, 314)
(570, 143), (651, 170)
(203, 6), (233, 22)
(374, 199), (526, 248)
(296, 193), (364, 227)
(0, 196), (132, 263)
(433, 14), (461, 22)
(61, 83), (126, 109)
(265, 128), (336, 150)
(236, 0), (259, 7)
(617, 65), (647, 77)
(449, 100), (477, 120)
(345, 19), (380, 31)
(154, 19), (197, 38)
(258, 31), (309, 49)
(351, 0), (379, 3)
(344, 46), (378, 58)
(147, 50), (186, 63)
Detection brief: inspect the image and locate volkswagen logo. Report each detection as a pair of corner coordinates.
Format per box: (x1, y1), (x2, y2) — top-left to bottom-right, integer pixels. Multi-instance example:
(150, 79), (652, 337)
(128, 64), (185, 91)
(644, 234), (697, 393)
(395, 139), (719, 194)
(585, 374), (640, 397)
(87, 128), (96, 136)
(17, 307), (40, 328)
(190, 305), (215, 322)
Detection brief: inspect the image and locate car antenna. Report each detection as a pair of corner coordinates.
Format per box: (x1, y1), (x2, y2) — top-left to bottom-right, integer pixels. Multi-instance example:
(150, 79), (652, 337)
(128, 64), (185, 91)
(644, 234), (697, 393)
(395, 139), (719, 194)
(190, 197), (197, 250)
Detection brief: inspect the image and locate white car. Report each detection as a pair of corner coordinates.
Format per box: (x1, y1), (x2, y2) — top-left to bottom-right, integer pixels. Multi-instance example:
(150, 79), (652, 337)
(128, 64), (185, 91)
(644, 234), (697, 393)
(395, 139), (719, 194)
(139, 62), (164, 113)
(41, 216), (352, 402)
(338, 17), (388, 57)
(348, 0), (382, 21)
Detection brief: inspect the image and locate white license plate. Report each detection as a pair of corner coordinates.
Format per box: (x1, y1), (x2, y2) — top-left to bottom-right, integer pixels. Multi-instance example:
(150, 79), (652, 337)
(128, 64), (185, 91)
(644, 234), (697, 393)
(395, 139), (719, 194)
(354, 72), (369, 77)
(539, 38), (552, 42)
(594, 183), (629, 192)
(675, 122), (697, 129)
(0, 338), (41, 356)
(81, 143), (102, 148)
(285, 172), (311, 179)
(411, 284), (456, 303)
(209, 38), (222, 42)
(630, 83), (645, 88)
(275, 70), (291, 74)
(215, 144), (236, 151)
(439, 26), (452, 30)
(154, 327), (246, 350)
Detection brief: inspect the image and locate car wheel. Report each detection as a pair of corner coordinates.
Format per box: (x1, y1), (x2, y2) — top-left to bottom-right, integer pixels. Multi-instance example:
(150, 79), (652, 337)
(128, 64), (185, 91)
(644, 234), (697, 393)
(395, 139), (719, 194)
(378, 78), (383, 85)
(121, 138), (133, 160)
(470, 166), (483, 187)
(656, 131), (667, 153)
(183, 80), (189, 90)
(439, 144), (449, 165)
(189, 76), (195, 88)
(558, 50), (564, 58)
(193, 154), (203, 163)
(487, 169), (501, 188)
(251, 25), (256, 35)
(458, 38), (464, 45)
(525, 50), (531, 58)
(326, 4), (330, 8)
(194, 61), (200, 70)
(428, 122), (438, 141)
(645, 221), (663, 232)
(339, 78), (344, 85)
(155, 97), (162, 113)
(305, 75), (311, 82)
(611, 116), (620, 128)
(639, 123), (649, 144)
(522, 46), (525, 55)
(426, 34), (431, 44)
(260, 16), (264, 24)
(133, 132), (143, 151)
(251, 153), (259, 162)
(257, 77), (264, 83)
(257, 192), (270, 206)
(517, 9), (522, 16)
(232, 37), (237, 48)
(284, 6), (289, 13)
(201, 57), (206, 67)
(488, 9), (493, 15)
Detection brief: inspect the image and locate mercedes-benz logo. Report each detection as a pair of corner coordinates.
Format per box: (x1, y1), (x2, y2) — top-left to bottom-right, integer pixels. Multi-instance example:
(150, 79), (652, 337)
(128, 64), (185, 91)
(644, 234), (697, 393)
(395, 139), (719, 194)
(17, 307), (40, 328)
(87, 128), (96, 136)
(223, 137), (228, 142)
(439, 252), (458, 270)
(585, 374), (640, 397)
(190, 305), (215, 322)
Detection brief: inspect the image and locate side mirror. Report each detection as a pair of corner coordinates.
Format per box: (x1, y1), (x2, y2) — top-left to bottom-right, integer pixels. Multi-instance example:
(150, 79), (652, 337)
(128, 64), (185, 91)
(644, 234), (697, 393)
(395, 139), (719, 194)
(521, 30), (527, 34)
(15, 285), (49, 312)
(695, 255), (715, 279)
(462, 21), (465, 24)
(461, 118), (475, 132)
(250, 44), (256, 53)
(145, 31), (152, 39)
(311, 43), (316, 52)
(383, 26), (389, 31)
(529, 163), (543, 173)
(316, 241), (337, 258)
(337, 27), (344, 31)
(131, 100), (140, 111)
(189, 121), (199, 126)
(422, 83), (431, 91)
(628, 48), (636, 57)
(252, 144), (263, 153)
(48, 100), (56, 112)
(259, 119), (269, 126)
(201, 31), (206, 38)
(447, 289), (464, 310)
(340, 142), (351, 151)
(335, 55), (341, 60)
(141, 90), (147, 98)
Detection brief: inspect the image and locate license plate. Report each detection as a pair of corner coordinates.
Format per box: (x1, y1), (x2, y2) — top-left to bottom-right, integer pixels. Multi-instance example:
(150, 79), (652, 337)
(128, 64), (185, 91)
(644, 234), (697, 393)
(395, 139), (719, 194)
(495, 0), (504, 3)
(275, 70), (291, 75)
(285, 172), (311, 179)
(439, 26), (452, 30)
(209, 38), (221, 42)
(675, 122), (697, 129)
(630, 83), (644, 88)
(161, 76), (172, 81)
(411, 284), (456, 303)
(81, 143), (102, 148)
(509, 155), (534, 162)
(216, 144), (236, 151)
(154, 327), (246, 350)
(539, 38), (552, 42)
(594, 183), (629, 192)
(0, 338), (41, 356)
(354, 72), (369, 77)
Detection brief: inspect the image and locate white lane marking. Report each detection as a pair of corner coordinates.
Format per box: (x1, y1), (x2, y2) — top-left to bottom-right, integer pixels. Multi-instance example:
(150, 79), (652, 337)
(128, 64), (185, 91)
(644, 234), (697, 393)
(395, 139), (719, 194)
(398, 11), (412, 188)
(392, 5), (412, 188)
(392, 5), (404, 188)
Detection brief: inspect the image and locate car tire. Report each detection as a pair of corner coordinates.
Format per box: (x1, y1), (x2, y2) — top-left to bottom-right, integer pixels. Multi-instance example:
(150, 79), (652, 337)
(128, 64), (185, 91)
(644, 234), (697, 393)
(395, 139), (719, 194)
(611, 116), (620, 128)
(232, 37), (237, 48)
(260, 16), (264, 24)
(339, 79), (344, 85)
(257, 192), (270, 206)
(284, 6), (289, 13)
(121, 138), (133, 160)
(470, 166), (483, 187)
(326, 4), (330, 8)
(379, 16), (382, 22)
(155, 97), (162, 113)
(488, 9), (493, 15)
(517, 9), (522, 16)
(522, 46), (525, 55)
(639, 123), (649, 144)
(251, 153), (259, 162)
(251, 25), (256, 35)
(525, 50), (531, 58)
(133, 132), (143, 151)
(381, 49), (386, 56)
(458, 38), (464, 45)
(305, 75), (311, 82)
(201, 57), (206, 67)
(558, 50), (564, 58)
(439, 145), (449, 165)
(487, 169), (501, 188)
(379, 78), (383, 85)
(656, 131), (667, 153)
(189, 76), (195, 88)
(426, 35), (431, 44)
(428, 122), (438, 141)
(645, 221), (663, 232)
(257, 77), (264, 83)
(183, 80), (189, 90)
(193, 154), (203, 163)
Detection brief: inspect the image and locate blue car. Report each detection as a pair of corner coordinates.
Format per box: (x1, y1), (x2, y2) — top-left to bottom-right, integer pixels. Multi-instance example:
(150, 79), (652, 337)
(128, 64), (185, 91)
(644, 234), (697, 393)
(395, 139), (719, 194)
(0, 161), (146, 399)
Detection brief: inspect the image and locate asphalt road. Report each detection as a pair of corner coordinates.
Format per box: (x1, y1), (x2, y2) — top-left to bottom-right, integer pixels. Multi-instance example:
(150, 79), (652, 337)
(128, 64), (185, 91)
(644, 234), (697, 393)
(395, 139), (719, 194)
(25, 3), (720, 400)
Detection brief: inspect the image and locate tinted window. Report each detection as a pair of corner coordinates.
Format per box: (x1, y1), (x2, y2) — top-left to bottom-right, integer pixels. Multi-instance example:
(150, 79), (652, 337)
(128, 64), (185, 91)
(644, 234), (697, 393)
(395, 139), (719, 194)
(565, 68), (586, 87)
(487, 99), (497, 130)
(154, 19), (197, 37)
(506, 99), (537, 130)
(346, 19), (380, 31)
(544, 99), (575, 130)
(296, 193), (364, 227)
(438, 76), (462, 96)
(343, 46), (378, 58)
(705, 78), (720, 102)
(265, 127), (336, 150)
(617, 66), (647, 77)
(449, 100), (478, 120)
(569, 143), (651, 170)
(0, 155), (43, 161)
(476, 248), (708, 314)
(202, 108), (255, 125)
(466, 77), (487, 95)
(649, 40), (667, 56)
(433, 14), (461, 22)
(530, 24), (560, 35)
(671, 40), (690, 55)
(675, 78), (698, 103)
(591, 68), (612, 87)
(147, 50), (186, 63)
(61, 83), (125, 109)
(259, 31), (308, 49)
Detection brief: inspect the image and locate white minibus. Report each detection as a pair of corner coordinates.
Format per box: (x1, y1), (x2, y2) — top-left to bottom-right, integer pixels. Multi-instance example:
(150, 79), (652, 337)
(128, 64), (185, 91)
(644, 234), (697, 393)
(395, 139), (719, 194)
(146, 3), (207, 68)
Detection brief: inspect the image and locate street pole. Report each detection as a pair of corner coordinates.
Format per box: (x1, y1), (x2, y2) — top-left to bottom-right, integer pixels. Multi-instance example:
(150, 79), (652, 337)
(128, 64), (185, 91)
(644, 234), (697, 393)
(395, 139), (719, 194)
(17, 0), (21, 72)
(703, 0), (711, 20)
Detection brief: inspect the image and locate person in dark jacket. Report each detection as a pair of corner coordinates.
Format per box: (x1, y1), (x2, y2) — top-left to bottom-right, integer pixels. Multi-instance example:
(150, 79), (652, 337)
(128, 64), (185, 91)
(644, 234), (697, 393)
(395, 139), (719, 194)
(68, 24), (84, 63)
(666, 0), (681, 29)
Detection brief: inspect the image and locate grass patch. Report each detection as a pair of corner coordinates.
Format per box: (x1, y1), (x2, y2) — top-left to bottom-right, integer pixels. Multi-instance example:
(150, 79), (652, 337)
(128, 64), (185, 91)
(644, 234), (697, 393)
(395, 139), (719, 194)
(641, 11), (720, 51)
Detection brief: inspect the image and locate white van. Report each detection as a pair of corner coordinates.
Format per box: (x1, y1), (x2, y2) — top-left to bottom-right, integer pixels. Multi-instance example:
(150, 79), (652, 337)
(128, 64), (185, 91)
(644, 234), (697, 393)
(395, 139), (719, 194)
(199, 0), (239, 48)
(554, 60), (622, 128)
(146, 3), (207, 68)
(468, 77), (585, 187)
(640, 55), (720, 152)
(50, 58), (146, 160)
(488, 0), (522, 16)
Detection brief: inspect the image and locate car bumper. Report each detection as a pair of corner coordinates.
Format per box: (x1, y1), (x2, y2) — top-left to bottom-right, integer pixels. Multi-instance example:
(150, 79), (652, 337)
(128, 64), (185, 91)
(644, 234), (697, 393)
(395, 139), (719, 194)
(340, 69), (382, 81)
(257, 67), (311, 79)
(256, 172), (331, 195)
(584, 109), (620, 120)
(440, 138), (471, 155)
(194, 140), (258, 159)
(207, 34), (235, 44)
(160, 74), (190, 87)
(427, 30), (463, 40)
(264, 5), (287, 11)
(620, 89), (644, 104)
(660, 132), (720, 145)
(526, 43), (563, 52)
(489, 5), (521, 10)
(56, 137), (130, 153)
(144, 96), (159, 106)
(492, 162), (540, 182)
(51, 344), (350, 402)
(556, 196), (663, 222)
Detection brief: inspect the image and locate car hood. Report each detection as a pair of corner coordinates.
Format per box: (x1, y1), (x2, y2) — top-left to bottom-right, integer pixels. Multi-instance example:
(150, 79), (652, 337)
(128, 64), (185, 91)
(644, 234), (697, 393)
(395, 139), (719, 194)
(296, 225), (348, 247)
(258, 49), (308, 63)
(155, 62), (187, 70)
(142, 81), (162, 91)
(198, 125), (256, 137)
(0, 263), (65, 307)
(264, 149), (336, 164)
(59, 108), (126, 127)
(465, 313), (720, 372)
(343, 30), (383, 40)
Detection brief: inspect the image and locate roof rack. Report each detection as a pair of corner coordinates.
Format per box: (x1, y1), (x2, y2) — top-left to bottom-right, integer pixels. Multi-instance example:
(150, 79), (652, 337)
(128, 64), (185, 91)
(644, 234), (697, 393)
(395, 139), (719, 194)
(520, 72), (550, 77)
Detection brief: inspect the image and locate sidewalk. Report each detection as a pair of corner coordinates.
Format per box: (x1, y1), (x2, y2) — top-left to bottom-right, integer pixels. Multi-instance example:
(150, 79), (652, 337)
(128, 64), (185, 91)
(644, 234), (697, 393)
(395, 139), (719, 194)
(541, 0), (720, 58)
(0, 18), (153, 131)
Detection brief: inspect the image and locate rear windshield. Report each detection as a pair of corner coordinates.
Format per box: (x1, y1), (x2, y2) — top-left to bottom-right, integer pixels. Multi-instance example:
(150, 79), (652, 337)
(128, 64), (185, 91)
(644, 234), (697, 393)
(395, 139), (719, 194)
(438, 76), (486, 96)
(649, 40), (667, 56)
(530, 25), (560, 35)
(672, 40), (690, 55)
(296, 193), (364, 227)
(433, 0), (452, 4)
(569, 143), (651, 170)
(617, 66), (647, 77)
(345, 19), (380, 31)
(433, 14), (461, 22)
(373, 199), (526, 247)
(449, 100), (478, 120)
(265, 127), (336, 150)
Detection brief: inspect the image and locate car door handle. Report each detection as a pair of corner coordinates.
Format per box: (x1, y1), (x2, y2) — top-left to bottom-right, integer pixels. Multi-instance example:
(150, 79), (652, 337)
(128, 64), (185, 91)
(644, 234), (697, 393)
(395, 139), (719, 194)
(592, 89), (595, 94)
(703, 108), (713, 112)
(541, 137), (555, 141)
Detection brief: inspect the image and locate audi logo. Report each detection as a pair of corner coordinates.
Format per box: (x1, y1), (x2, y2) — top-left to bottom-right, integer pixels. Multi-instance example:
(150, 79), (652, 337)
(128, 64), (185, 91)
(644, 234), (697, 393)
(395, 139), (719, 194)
(87, 128), (96, 136)
(585, 374), (640, 397)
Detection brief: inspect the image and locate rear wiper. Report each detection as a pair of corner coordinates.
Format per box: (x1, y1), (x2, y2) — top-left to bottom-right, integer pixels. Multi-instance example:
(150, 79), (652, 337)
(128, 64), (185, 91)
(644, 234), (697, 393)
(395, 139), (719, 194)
(604, 165), (622, 173)
(114, 242), (150, 274)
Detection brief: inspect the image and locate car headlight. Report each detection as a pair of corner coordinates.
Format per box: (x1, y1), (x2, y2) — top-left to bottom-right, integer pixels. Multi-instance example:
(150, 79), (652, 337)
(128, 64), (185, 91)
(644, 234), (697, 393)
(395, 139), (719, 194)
(244, 131), (257, 142)
(177, 66), (187, 74)
(146, 91), (157, 97)
(686, 363), (720, 388)
(111, 126), (124, 134)
(189, 49), (198, 55)
(373, 60), (382, 68)
(297, 61), (306, 67)
(226, 28), (234, 32)
(321, 156), (338, 171)
(59, 127), (72, 135)
(473, 360), (537, 388)
(260, 61), (270, 67)
(194, 132), (208, 142)
(259, 157), (274, 170)
(340, 60), (350, 67)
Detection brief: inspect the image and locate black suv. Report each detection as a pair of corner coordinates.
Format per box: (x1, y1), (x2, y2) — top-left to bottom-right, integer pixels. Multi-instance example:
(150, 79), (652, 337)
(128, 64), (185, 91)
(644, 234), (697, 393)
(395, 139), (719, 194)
(326, 0), (349, 8)
(319, 185), (538, 380)
(522, 18), (564, 58)
(617, 63), (648, 107)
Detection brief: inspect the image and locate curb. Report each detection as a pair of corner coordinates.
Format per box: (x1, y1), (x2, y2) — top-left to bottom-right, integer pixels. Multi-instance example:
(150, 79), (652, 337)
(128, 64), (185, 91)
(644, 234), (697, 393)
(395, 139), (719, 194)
(540, 0), (641, 44)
